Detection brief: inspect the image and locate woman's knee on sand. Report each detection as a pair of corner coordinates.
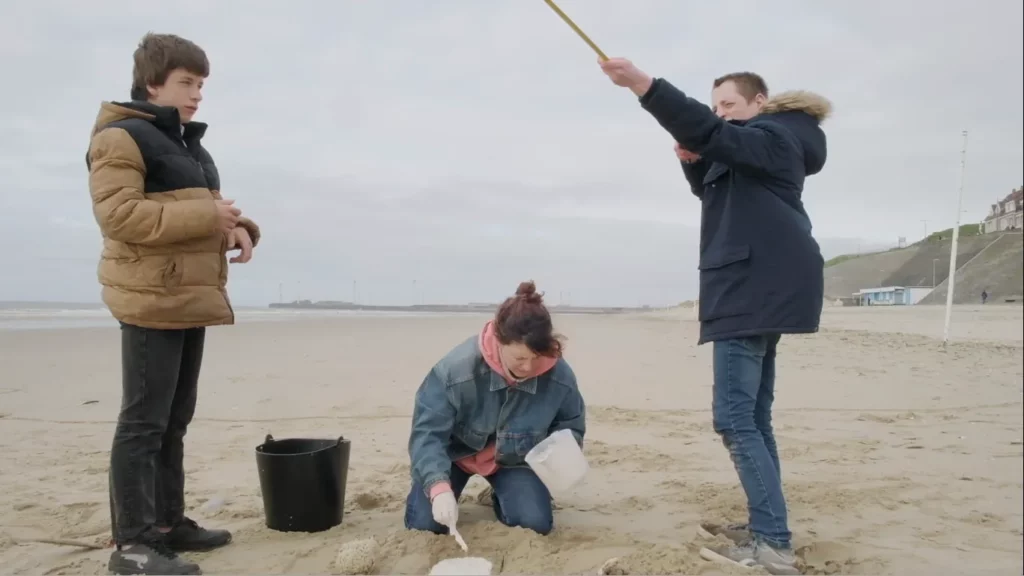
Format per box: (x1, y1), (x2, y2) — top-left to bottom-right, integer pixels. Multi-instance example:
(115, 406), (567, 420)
(404, 470), (554, 536)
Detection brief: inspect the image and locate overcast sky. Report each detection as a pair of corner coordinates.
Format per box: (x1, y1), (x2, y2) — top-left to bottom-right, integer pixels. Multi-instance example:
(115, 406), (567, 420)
(1, 0), (1021, 307)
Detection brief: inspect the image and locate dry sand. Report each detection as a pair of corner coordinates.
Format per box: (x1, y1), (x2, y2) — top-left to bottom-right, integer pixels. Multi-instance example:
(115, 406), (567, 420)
(0, 305), (1021, 575)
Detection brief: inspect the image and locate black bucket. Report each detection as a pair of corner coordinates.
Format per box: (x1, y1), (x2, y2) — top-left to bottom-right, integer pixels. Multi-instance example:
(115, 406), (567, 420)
(255, 434), (351, 532)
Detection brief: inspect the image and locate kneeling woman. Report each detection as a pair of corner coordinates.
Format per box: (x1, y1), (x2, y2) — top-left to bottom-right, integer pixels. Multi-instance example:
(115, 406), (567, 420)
(405, 281), (586, 536)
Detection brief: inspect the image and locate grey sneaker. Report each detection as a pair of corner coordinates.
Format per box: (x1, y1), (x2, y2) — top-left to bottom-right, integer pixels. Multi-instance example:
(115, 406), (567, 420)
(696, 521), (750, 544)
(107, 540), (202, 575)
(699, 539), (800, 575)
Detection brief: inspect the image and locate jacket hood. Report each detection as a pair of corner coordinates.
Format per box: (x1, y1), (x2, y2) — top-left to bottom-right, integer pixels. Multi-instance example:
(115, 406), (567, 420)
(760, 90), (832, 176)
(761, 90), (833, 122)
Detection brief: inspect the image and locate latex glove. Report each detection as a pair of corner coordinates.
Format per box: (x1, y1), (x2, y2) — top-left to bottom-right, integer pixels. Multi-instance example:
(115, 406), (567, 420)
(431, 491), (459, 528)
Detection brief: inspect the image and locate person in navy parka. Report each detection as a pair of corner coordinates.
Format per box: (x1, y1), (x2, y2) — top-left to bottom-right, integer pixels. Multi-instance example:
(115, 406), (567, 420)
(600, 58), (831, 576)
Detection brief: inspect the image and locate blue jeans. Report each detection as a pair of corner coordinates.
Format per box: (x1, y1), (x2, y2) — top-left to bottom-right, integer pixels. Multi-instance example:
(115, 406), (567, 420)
(712, 335), (791, 549)
(404, 465), (554, 535)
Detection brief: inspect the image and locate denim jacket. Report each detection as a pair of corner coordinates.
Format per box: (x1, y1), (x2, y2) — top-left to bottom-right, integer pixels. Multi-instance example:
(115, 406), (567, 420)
(408, 335), (586, 495)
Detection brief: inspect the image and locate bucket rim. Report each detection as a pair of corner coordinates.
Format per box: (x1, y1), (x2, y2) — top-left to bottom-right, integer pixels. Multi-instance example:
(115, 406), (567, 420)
(255, 434), (349, 456)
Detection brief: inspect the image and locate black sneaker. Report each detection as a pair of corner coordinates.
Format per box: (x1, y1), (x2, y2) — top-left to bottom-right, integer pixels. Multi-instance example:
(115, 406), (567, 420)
(165, 517), (232, 552)
(107, 539), (202, 575)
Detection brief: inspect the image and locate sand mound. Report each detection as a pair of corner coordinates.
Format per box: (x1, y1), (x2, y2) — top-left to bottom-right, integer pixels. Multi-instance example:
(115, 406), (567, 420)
(333, 537), (379, 575)
(598, 556), (627, 575)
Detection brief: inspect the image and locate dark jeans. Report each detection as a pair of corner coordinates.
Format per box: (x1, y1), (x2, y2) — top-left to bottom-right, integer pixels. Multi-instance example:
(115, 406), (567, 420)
(404, 465), (554, 535)
(712, 334), (791, 549)
(109, 323), (205, 544)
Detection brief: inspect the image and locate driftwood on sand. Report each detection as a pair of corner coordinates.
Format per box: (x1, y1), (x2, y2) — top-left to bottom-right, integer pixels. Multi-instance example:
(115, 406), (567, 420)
(15, 537), (107, 550)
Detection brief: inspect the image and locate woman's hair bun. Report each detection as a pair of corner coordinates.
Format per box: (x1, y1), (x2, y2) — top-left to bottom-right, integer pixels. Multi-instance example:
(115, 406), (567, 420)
(515, 280), (543, 304)
(494, 280), (561, 356)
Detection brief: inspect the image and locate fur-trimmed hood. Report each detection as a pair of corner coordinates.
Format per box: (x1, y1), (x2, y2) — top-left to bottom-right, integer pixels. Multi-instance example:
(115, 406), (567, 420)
(757, 90), (831, 175)
(761, 90), (832, 123)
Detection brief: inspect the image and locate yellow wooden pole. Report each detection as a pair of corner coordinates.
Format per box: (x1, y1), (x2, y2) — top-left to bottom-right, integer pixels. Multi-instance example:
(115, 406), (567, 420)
(542, 0), (608, 61)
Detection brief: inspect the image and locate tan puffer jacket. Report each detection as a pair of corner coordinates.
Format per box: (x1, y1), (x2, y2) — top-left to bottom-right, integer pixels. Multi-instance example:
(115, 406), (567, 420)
(86, 101), (260, 329)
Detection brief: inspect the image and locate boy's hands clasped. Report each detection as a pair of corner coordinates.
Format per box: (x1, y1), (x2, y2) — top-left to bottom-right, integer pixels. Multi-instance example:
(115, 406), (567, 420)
(227, 226), (254, 263)
(215, 199), (241, 234)
(215, 198), (254, 263)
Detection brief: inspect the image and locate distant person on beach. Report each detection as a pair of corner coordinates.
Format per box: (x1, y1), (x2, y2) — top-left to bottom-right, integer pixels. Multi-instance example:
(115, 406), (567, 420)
(405, 281), (586, 536)
(982, 290), (988, 304)
(600, 59), (830, 575)
(86, 33), (260, 575)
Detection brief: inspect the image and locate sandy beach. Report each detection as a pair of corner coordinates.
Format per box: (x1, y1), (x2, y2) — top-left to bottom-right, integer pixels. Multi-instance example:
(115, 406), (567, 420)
(0, 305), (1021, 575)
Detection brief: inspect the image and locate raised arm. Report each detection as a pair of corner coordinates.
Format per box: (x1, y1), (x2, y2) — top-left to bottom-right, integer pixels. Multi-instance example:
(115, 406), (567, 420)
(408, 366), (457, 496)
(639, 78), (796, 178)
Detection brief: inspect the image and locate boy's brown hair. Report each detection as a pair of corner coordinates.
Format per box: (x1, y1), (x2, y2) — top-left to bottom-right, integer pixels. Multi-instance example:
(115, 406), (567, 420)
(130, 32), (210, 101)
(712, 72), (769, 102)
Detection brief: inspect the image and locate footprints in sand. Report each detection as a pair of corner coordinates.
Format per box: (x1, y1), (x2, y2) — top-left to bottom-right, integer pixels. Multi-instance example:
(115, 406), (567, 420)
(960, 511), (1003, 526)
(351, 492), (389, 511)
(564, 538), (879, 576)
(3, 398), (1019, 575)
(857, 412), (919, 424)
(5, 499), (110, 543)
(796, 540), (887, 575)
(343, 463), (419, 514)
(654, 476), (927, 526)
(59, 502), (105, 533)
(0, 532), (14, 552)
(348, 489), (405, 513)
(779, 437), (883, 466)
(584, 440), (691, 474)
(38, 558), (109, 575)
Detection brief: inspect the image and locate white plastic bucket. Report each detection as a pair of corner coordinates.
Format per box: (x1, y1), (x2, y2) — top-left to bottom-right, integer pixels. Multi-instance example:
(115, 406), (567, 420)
(524, 428), (589, 496)
(428, 557), (493, 575)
